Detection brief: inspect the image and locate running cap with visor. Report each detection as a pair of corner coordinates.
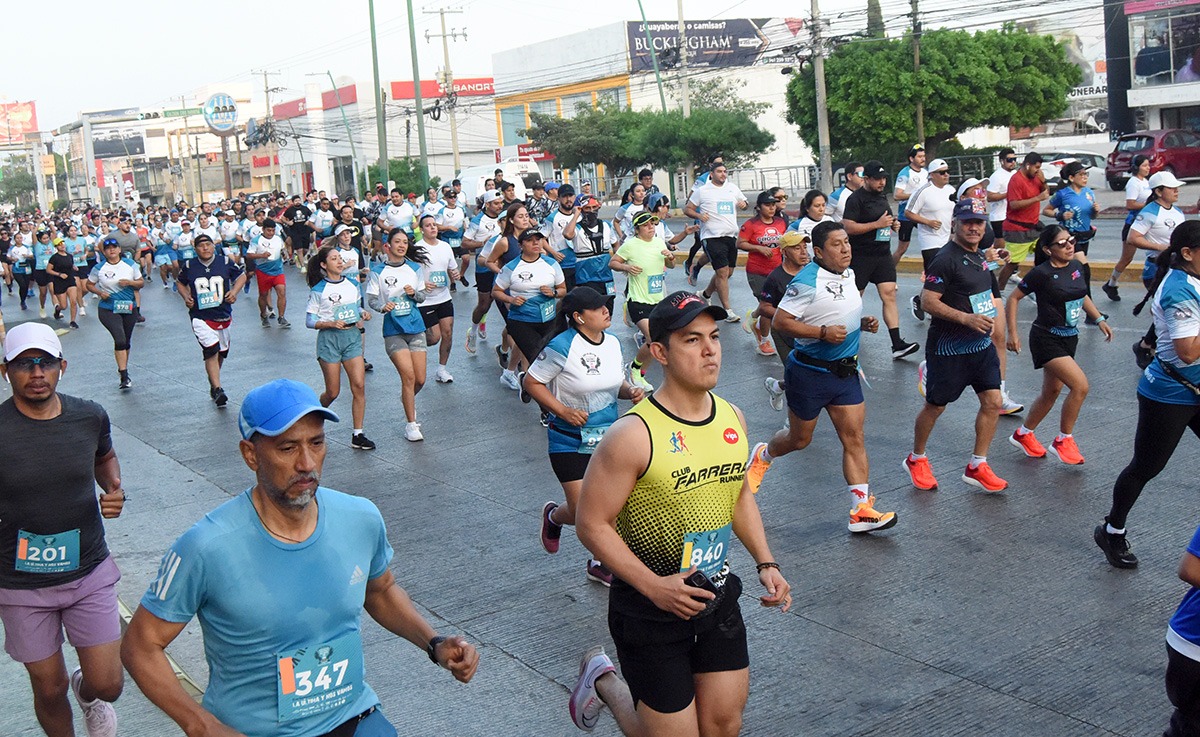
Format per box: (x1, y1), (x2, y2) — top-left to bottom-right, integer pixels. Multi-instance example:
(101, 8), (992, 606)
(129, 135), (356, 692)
(649, 291), (728, 343)
(560, 287), (608, 318)
(953, 197), (988, 221)
(631, 211), (659, 228)
(239, 379), (339, 440)
(4, 322), (63, 363)
(863, 161), (889, 179)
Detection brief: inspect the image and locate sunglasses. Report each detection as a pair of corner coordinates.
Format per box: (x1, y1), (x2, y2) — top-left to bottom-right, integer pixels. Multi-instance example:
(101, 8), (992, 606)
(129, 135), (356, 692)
(1004, 157), (1018, 163)
(1051, 236), (1077, 248)
(7, 356), (62, 372)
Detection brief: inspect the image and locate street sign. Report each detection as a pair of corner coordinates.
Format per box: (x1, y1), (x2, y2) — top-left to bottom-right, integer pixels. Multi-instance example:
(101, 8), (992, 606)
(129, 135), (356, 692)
(142, 107), (203, 120)
(203, 93), (238, 134)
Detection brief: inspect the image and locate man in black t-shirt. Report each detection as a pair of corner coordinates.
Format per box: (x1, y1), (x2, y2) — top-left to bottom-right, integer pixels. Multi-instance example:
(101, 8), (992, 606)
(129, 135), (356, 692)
(0, 323), (127, 734)
(841, 160), (918, 360)
(904, 198), (1009, 494)
(281, 195), (313, 269)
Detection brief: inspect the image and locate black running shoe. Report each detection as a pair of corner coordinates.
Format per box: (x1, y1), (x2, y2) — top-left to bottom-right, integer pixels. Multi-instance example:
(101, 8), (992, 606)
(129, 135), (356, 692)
(119, 376), (132, 390)
(539, 410), (550, 427)
(213, 387), (228, 408)
(1094, 524), (1138, 569)
(351, 433), (377, 450)
(518, 371), (531, 403)
(363, 361), (374, 372)
(1102, 283), (1120, 302)
(496, 345), (509, 369)
(891, 340), (920, 360)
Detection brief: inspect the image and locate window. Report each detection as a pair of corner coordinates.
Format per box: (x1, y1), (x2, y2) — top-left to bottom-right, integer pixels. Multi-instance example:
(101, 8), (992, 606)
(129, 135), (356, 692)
(1117, 136), (1153, 153)
(1162, 105), (1200, 130)
(560, 93), (592, 119)
(1130, 8), (1200, 87)
(528, 99), (556, 118)
(500, 105), (527, 146)
(596, 87), (626, 109)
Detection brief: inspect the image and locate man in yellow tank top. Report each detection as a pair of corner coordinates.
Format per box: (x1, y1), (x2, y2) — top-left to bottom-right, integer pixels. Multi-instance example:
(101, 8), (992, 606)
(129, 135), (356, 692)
(571, 290), (791, 736)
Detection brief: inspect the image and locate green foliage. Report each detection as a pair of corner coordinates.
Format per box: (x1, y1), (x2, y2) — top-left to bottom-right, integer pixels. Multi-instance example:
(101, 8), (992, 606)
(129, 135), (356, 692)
(664, 77), (771, 120)
(52, 198), (69, 211)
(866, 0), (885, 39)
(0, 163), (36, 208)
(365, 158), (439, 196)
(785, 26), (1082, 155)
(521, 105), (774, 177)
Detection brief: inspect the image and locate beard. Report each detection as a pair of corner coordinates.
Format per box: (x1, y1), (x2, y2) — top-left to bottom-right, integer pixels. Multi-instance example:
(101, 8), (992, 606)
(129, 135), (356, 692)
(262, 473), (319, 509)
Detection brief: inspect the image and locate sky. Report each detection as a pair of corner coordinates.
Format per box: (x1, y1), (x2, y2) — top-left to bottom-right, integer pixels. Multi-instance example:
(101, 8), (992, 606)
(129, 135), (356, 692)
(3, 0), (1096, 131)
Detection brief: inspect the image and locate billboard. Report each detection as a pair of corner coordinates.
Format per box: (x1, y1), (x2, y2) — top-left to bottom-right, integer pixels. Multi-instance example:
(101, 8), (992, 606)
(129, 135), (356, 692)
(0, 101), (38, 145)
(627, 19), (781, 72)
(92, 127), (146, 159)
(390, 78), (494, 100)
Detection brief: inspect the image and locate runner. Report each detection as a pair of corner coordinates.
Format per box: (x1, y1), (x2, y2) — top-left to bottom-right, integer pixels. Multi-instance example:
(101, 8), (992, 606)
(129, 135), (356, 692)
(1096, 220), (1200, 569)
(892, 144), (928, 265)
(485, 203), (538, 385)
(828, 163), (862, 222)
(997, 153), (1049, 292)
(122, 379), (478, 737)
(571, 195), (618, 311)
(683, 154), (724, 284)
(281, 195), (313, 270)
(745, 221), (896, 533)
(492, 229), (566, 390)
(986, 148), (1018, 249)
(683, 163), (747, 318)
(1162, 521), (1200, 736)
(840, 161), (920, 359)
(377, 188), (417, 245)
(246, 219), (290, 329)
(366, 229), (430, 441)
(738, 191), (786, 356)
(32, 229), (54, 319)
(610, 211), (677, 391)
(416, 214), (460, 384)
(237, 208), (263, 295)
(1005, 225), (1113, 465)
(87, 237), (144, 390)
(463, 190), (506, 356)
(613, 184), (647, 245)
(1104, 154), (1152, 301)
(46, 238), (79, 328)
(0, 322), (127, 737)
(1130, 171), (1188, 368)
(434, 189), (469, 287)
(785, 189), (833, 242)
(903, 198), (1009, 493)
(543, 185), (580, 290)
(310, 197), (336, 249)
(528, 288), (645, 585)
(569, 290), (791, 736)
(903, 158), (955, 321)
(758, 232), (812, 411)
(1042, 161), (1100, 307)
(64, 225), (90, 313)
(9, 234), (32, 311)
(176, 234), (247, 408)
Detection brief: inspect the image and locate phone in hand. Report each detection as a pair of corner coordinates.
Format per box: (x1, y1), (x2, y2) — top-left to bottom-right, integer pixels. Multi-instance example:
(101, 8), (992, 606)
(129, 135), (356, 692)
(684, 569), (719, 597)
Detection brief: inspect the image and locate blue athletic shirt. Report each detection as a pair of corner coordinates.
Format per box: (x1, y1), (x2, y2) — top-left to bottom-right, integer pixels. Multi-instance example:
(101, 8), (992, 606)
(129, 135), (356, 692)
(87, 258), (140, 312)
(495, 255), (564, 323)
(527, 328), (625, 454)
(139, 488), (393, 737)
(776, 261), (862, 369)
(249, 233), (286, 276)
(1140, 268), (1200, 406)
(365, 260), (427, 335)
(1048, 186), (1097, 235)
(1169, 524), (1200, 662)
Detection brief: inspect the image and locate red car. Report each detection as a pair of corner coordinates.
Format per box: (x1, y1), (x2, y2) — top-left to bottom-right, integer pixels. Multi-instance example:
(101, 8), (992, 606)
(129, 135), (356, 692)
(1105, 129), (1200, 190)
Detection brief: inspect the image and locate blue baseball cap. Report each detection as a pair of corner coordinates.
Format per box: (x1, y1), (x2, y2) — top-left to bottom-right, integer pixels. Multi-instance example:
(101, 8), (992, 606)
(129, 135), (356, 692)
(238, 379), (339, 440)
(544, 181), (559, 192)
(953, 197), (988, 222)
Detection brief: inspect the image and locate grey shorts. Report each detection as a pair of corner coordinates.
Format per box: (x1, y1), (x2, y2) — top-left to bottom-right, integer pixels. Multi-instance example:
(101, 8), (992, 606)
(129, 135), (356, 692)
(384, 332), (428, 354)
(317, 327), (364, 363)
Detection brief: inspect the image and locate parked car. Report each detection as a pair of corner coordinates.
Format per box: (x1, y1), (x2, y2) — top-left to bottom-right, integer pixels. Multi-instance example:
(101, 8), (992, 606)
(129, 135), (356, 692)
(1105, 129), (1200, 190)
(1038, 151), (1107, 190)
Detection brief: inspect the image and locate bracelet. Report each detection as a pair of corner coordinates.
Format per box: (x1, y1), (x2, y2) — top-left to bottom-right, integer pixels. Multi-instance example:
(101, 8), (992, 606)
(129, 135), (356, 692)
(819, 325), (827, 340)
(426, 635), (447, 665)
(1095, 316), (1107, 323)
(756, 561), (781, 573)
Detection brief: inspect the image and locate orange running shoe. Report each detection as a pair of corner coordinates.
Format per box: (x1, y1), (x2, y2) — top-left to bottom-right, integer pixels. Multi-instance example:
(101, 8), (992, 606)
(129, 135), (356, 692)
(1049, 436), (1085, 465)
(745, 442), (772, 494)
(848, 495), (898, 533)
(903, 455), (938, 490)
(962, 461), (1007, 492)
(1008, 430), (1046, 458)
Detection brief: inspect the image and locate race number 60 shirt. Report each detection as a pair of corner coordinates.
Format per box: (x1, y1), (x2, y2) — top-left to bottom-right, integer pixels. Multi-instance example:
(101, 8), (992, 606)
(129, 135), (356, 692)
(178, 255), (243, 322)
(140, 489), (392, 737)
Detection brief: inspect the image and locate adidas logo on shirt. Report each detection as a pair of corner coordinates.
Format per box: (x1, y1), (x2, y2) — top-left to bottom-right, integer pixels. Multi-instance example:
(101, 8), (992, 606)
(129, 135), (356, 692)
(349, 565), (366, 586)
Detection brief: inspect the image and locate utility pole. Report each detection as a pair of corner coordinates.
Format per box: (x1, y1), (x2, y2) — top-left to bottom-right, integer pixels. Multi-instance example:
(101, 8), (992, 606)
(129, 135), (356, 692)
(811, 1), (833, 192)
(309, 71), (361, 194)
(424, 8), (465, 175)
(406, 0), (429, 183)
(368, 0), (389, 189)
(253, 70), (283, 191)
(911, 0), (924, 145)
(181, 96), (200, 203)
(677, 0), (690, 198)
(635, 1), (670, 112)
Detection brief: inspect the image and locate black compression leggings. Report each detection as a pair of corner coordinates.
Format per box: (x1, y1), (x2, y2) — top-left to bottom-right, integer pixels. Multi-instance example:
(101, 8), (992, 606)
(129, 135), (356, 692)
(506, 319), (555, 364)
(13, 273), (29, 300)
(98, 308), (137, 351)
(1107, 394), (1200, 529)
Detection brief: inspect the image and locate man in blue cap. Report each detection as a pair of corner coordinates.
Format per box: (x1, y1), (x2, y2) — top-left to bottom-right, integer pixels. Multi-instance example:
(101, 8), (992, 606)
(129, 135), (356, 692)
(122, 379), (479, 737)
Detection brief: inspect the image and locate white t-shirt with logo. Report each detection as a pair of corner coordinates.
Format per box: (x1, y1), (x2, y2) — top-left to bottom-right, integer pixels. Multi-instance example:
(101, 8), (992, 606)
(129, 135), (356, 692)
(906, 182), (956, 251)
(687, 181), (746, 240)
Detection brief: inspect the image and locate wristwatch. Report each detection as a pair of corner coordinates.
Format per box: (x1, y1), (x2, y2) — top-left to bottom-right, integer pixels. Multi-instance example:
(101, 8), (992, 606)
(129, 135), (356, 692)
(426, 635), (447, 664)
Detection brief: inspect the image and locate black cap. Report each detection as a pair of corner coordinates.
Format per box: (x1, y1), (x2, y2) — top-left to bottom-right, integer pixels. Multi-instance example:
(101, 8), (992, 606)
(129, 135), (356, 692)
(558, 184), (576, 198)
(560, 286), (608, 319)
(863, 160), (888, 179)
(648, 291), (728, 343)
(756, 191), (777, 206)
(517, 229), (547, 243)
(193, 234), (214, 246)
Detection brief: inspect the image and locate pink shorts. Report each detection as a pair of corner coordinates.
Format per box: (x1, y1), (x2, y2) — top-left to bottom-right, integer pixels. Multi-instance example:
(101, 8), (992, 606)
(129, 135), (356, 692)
(0, 556), (121, 663)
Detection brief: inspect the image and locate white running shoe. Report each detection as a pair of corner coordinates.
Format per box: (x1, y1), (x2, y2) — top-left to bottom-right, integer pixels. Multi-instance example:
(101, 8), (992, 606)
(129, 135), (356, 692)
(79, 304), (86, 317)
(569, 646), (615, 732)
(917, 360), (927, 398)
(765, 377), (785, 412)
(39, 307), (46, 318)
(404, 422), (424, 442)
(999, 390), (1024, 415)
(435, 367), (454, 384)
(500, 370), (521, 391)
(70, 667), (117, 737)
(629, 367), (654, 392)
(465, 327), (477, 355)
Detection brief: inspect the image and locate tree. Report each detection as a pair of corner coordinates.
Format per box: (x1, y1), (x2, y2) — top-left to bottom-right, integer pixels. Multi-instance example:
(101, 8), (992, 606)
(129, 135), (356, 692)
(0, 163), (36, 209)
(364, 158), (439, 196)
(521, 106), (647, 179)
(866, 0), (885, 39)
(663, 76), (770, 120)
(784, 25), (1082, 155)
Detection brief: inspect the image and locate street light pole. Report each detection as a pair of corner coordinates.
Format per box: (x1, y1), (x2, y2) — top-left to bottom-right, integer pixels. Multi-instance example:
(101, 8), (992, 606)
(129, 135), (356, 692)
(369, 0), (389, 190)
(811, 0), (833, 192)
(406, 0), (429, 182)
(310, 71), (361, 194)
(635, 0), (670, 112)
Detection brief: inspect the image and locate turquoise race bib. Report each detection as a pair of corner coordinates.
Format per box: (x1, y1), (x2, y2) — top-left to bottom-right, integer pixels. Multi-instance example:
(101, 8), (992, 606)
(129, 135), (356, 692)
(680, 523), (731, 580)
(969, 290), (997, 318)
(605, 282), (615, 295)
(197, 289), (222, 310)
(16, 529), (80, 574)
(1065, 298), (1083, 327)
(716, 201), (734, 215)
(579, 426), (606, 455)
(276, 631), (364, 722)
(538, 299), (556, 322)
(648, 274), (664, 295)
(428, 270), (448, 288)
(334, 304), (360, 324)
(390, 297), (412, 317)
(876, 227), (892, 242)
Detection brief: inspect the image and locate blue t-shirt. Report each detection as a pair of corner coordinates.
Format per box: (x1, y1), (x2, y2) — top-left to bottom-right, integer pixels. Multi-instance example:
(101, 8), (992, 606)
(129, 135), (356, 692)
(1048, 186), (1097, 234)
(139, 488), (393, 737)
(366, 260), (427, 336)
(1169, 523), (1200, 657)
(1140, 269), (1200, 406)
(178, 256), (243, 321)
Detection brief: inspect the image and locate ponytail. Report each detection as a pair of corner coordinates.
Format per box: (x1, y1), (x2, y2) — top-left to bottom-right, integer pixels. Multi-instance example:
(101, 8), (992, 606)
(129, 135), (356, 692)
(1133, 220), (1200, 316)
(307, 245), (336, 288)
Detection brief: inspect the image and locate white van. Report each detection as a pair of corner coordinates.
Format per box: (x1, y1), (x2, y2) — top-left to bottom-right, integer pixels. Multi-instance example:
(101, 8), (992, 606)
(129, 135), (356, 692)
(457, 157), (544, 206)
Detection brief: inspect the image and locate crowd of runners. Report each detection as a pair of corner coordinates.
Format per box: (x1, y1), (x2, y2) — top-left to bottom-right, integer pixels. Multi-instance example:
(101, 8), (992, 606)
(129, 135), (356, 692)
(4, 151), (1200, 737)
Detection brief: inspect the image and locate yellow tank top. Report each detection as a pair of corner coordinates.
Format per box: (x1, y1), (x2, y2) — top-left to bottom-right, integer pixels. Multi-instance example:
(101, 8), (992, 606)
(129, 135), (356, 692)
(618, 392), (747, 584)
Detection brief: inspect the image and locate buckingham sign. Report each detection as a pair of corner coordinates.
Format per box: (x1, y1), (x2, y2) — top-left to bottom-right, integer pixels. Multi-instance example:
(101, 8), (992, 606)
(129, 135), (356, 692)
(627, 19), (770, 73)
